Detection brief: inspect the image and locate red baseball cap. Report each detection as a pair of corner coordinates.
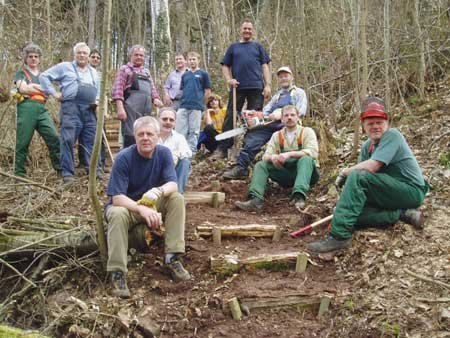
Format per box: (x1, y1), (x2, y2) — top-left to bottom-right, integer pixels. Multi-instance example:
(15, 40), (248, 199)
(360, 101), (389, 120)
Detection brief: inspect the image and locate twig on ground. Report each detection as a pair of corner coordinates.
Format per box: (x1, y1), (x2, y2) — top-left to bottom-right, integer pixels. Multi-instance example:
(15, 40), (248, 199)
(404, 268), (450, 290)
(0, 256), (36, 287)
(0, 170), (56, 194)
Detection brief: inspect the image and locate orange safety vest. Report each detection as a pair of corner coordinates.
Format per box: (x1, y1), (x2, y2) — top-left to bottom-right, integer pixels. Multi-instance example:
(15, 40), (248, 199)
(278, 127), (304, 153)
(22, 68), (47, 103)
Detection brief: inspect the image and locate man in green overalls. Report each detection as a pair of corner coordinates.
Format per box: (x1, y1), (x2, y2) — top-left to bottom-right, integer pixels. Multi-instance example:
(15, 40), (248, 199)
(13, 43), (60, 177)
(308, 97), (429, 253)
(235, 105), (319, 211)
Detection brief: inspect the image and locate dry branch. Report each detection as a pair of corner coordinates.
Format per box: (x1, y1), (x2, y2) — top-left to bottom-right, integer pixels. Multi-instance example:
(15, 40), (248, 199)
(0, 170), (56, 193)
(404, 268), (450, 290)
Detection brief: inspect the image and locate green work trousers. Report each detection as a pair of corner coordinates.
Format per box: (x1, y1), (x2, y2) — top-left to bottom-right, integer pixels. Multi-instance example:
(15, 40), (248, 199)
(249, 157), (320, 200)
(15, 100), (60, 176)
(106, 192), (186, 273)
(330, 169), (428, 240)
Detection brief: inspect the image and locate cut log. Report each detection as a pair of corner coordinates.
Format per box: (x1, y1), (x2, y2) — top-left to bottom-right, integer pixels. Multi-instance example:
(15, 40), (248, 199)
(0, 223), (160, 258)
(211, 251), (309, 276)
(184, 191), (225, 205)
(197, 224), (279, 238)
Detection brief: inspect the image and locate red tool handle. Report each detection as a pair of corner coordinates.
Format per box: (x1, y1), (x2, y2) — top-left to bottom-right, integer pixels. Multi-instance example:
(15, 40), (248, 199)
(289, 215), (333, 238)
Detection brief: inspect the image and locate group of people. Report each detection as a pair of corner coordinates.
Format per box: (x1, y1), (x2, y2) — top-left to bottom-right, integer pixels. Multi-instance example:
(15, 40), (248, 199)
(12, 18), (428, 299)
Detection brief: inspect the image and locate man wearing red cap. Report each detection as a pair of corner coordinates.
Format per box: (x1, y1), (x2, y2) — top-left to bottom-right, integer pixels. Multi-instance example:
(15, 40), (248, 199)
(308, 96), (429, 253)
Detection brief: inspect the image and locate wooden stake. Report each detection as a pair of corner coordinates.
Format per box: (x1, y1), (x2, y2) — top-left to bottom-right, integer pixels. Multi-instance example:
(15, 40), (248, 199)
(228, 297), (242, 320)
(318, 294), (333, 317)
(210, 180), (221, 191)
(212, 192), (220, 208)
(212, 227), (221, 246)
(272, 226), (282, 242)
(295, 253), (308, 273)
(240, 294), (326, 311)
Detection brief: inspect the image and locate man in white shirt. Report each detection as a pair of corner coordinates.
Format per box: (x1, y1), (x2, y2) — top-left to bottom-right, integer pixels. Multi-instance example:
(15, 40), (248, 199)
(158, 108), (192, 193)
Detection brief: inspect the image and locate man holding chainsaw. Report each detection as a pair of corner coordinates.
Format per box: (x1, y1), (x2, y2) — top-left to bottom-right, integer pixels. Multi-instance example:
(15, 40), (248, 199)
(235, 105), (319, 211)
(308, 97), (429, 253)
(106, 116), (190, 298)
(223, 66), (307, 179)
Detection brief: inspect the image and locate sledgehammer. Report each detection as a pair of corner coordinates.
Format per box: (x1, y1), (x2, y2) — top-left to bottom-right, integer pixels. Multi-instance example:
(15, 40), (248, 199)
(289, 215), (333, 238)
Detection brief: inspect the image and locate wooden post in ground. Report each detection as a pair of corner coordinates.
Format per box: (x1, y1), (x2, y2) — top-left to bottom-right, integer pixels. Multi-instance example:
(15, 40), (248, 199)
(318, 294), (333, 317)
(272, 226), (282, 241)
(228, 297), (242, 320)
(295, 253), (308, 273)
(212, 227), (221, 246)
(211, 180), (221, 191)
(212, 192), (220, 208)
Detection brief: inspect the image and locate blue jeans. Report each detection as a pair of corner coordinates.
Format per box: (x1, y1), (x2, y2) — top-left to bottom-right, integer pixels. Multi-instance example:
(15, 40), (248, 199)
(175, 158), (191, 194)
(60, 101), (98, 177)
(236, 122), (284, 169)
(175, 108), (202, 155)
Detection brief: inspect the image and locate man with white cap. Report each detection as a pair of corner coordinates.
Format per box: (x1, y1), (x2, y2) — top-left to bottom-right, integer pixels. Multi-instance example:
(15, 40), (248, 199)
(308, 96), (429, 253)
(223, 66), (307, 179)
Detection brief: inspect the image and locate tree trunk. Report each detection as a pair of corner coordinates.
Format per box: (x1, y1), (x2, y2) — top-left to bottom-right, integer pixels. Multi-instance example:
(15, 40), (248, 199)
(150, 0), (172, 86)
(384, 0), (390, 112)
(88, 0), (113, 262)
(88, 0), (96, 48)
(413, 0), (425, 99)
(0, 0), (4, 39)
(350, 0), (361, 158)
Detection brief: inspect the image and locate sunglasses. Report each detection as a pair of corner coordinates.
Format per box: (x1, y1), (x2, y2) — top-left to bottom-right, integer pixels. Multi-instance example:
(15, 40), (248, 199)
(161, 117), (175, 122)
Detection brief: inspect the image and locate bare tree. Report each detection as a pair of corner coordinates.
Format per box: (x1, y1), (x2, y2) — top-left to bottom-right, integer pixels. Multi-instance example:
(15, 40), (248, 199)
(413, 0), (426, 99)
(88, 0), (96, 48)
(384, 0), (390, 111)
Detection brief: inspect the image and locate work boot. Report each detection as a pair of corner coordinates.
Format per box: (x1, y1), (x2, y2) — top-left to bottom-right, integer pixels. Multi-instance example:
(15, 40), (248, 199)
(290, 193), (306, 210)
(307, 235), (352, 253)
(164, 257), (191, 282)
(223, 166), (249, 179)
(110, 271), (131, 298)
(235, 197), (264, 211)
(62, 176), (75, 188)
(400, 209), (424, 229)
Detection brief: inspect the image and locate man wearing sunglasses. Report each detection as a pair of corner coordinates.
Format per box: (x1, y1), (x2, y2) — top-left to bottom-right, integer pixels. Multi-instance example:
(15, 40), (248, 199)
(158, 108), (192, 194)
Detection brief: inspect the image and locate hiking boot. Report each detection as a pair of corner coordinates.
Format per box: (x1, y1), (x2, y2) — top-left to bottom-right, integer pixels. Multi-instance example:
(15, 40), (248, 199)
(62, 176), (75, 187)
(307, 235), (352, 253)
(290, 194), (306, 210)
(164, 258), (191, 282)
(400, 209), (424, 229)
(210, 149), (227, 160)
(223, 166), (249, 179)
(110, 271), (130, 298)
(235, 197), (264, 211)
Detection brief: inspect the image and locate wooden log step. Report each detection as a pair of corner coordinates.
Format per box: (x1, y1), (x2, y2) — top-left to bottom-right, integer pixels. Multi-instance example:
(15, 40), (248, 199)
(197, 224), (279, 238)
(184, 192), (225, 205)
(210, 251), (310, 276)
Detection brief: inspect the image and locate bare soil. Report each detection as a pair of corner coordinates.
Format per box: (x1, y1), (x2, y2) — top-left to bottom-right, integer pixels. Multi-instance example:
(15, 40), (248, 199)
(1, 87), (450, 338)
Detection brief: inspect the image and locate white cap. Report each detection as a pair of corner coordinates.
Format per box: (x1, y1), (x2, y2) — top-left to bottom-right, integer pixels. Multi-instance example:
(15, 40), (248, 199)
(276, 66), (293, 75)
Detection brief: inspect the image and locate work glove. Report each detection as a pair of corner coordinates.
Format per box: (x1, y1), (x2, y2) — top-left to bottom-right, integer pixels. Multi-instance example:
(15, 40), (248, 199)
(137, 187), (163, 209)
(334, 172), (347, 189)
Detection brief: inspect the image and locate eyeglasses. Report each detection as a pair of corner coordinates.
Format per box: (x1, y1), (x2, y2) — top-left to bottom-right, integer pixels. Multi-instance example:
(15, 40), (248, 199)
(161, 117), (175, 122)
(90, 56), (101, 60)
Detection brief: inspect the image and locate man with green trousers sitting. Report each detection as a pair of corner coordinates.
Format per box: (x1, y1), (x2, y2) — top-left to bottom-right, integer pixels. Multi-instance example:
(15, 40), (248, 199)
(235, 105), (319, 211)
(308, 96), (429, 253)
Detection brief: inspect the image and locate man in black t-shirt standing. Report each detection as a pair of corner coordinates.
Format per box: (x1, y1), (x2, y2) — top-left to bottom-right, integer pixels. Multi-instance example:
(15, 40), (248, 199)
(214, 19), (272, 159)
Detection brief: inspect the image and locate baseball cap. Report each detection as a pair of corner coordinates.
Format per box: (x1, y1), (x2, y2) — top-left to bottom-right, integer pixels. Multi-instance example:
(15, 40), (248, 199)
(360, 97), (389, 120)
(277, 66), (292, 75)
